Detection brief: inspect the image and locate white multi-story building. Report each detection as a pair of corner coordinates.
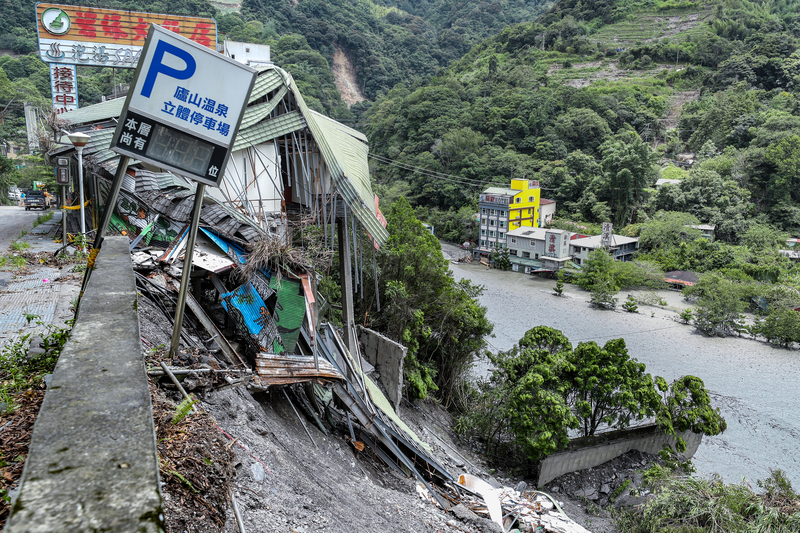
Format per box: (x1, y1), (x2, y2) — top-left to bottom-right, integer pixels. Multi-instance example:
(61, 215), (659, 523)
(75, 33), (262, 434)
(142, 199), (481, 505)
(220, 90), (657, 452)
(477, 187), (515, 250)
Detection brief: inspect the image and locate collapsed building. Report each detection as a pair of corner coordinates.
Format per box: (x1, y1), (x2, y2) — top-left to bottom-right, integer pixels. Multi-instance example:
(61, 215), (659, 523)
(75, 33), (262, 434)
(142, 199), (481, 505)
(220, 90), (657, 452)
(49, 63), (590, 533)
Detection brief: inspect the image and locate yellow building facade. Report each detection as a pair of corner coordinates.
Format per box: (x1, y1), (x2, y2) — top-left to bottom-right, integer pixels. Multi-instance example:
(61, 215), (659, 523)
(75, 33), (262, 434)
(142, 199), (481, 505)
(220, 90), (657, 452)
(508, 179), (541, 231)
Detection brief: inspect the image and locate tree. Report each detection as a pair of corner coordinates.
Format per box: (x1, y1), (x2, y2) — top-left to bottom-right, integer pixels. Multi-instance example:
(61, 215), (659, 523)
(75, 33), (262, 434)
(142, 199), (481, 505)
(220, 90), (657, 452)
(598, 128), (657, 226)
(565, 338), (661, 437)
(496, 327), (578, 461)
(637, 211), (702, 252)
(760, 308), (800, 348)
(622, 295), (638, 312)
(361, 198), (493, 405)
(578, 249), (620, 309)
(739, 222), (788, 251)
(553, 270), (564, 296)
(656, 376), (727, 453)
(459, 326), (578, 465)
(689, 274), (750, 336)
(490, 248), (511, 270)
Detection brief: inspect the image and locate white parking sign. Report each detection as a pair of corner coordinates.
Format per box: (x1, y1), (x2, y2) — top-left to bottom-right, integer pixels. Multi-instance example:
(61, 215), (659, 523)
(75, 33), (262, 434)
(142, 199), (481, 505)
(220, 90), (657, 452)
(112, 24), (256, 186)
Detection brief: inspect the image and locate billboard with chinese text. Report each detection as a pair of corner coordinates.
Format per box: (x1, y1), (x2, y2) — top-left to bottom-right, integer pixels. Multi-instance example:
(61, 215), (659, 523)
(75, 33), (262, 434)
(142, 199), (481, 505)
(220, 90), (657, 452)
(36, 3), (217, 69)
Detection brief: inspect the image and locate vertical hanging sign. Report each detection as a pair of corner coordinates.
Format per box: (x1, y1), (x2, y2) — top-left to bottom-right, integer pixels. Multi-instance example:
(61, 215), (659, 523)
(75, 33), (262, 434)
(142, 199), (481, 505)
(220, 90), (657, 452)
(111, 24), (256, 186)
(50, 64), (78, 114)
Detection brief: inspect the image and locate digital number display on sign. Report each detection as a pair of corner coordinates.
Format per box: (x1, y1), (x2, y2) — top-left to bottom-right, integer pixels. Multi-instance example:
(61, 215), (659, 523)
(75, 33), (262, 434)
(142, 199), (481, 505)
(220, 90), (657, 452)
(111, 24), (255, 186)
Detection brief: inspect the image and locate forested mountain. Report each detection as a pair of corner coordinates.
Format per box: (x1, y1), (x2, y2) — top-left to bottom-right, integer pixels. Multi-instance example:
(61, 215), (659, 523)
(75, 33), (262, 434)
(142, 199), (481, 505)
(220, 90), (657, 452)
(240, 0), (554, 100)
(364, 0), (800, 244)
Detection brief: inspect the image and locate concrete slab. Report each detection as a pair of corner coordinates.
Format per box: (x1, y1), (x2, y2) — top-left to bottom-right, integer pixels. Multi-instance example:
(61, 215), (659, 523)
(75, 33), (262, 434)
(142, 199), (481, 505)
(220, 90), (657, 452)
(5, 237), (163, 533)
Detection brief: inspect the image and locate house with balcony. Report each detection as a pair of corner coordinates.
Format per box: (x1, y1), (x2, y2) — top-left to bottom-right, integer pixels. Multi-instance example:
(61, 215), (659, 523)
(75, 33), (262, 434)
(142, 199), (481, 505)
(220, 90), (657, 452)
(569, 234), (639, 265)
(505, 227), (573, 273)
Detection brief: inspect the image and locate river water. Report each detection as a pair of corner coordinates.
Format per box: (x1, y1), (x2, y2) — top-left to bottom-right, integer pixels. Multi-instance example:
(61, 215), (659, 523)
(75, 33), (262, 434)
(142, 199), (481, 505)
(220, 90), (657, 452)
(446, 254), (800, 487)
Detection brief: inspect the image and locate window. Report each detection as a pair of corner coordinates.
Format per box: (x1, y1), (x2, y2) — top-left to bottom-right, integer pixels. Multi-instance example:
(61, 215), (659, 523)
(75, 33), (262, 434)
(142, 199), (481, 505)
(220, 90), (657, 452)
(246, 47), (251, 52)
(530, 240), (535, 247)
(489, 220), (496, 226)
(499, 221), (505, 228)
(510, 249), (518, 256)
(481, 229), (486, 236)
(515, 198), (521, 203)
(527, 209), (531, 214)
(522, 252), (530, 258)
(489, 231), (495, 237)
(535, 253), (539, 259)
(481, 218), (487, 225)
(490, 209), (495, 215)
(529, 196), (533, 202)
(499, 232), (504, 239)
(481, 208), (486, 214)
(481, 240), (486, 246)
(510, 238), (516, 244)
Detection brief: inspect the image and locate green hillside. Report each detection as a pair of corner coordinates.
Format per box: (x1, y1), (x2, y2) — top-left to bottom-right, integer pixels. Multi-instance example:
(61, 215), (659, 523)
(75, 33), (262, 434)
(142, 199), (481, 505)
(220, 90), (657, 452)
(364, 0), (800, 246)
(238, 0), (555, 100)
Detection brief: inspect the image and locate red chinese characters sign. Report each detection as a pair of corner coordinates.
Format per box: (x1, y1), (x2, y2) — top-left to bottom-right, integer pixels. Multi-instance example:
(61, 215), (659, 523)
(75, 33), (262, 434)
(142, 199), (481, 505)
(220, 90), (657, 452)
(36, 4), (217, 68)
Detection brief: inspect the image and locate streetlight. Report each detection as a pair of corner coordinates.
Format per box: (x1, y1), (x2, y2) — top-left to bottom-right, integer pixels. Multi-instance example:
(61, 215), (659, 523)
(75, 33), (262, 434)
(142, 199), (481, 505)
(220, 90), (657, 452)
(66, 131), (91, 240)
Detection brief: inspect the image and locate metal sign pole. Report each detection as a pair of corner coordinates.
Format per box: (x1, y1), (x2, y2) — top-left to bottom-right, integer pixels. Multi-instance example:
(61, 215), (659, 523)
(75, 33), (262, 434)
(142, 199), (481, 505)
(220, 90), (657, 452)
(168, 183), (206, 360)
(61, 184), (67, 248)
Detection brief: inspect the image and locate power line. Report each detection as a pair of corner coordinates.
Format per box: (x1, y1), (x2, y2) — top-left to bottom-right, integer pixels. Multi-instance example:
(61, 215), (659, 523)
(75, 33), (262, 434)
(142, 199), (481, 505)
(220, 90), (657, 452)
(369, 153), (515, 189)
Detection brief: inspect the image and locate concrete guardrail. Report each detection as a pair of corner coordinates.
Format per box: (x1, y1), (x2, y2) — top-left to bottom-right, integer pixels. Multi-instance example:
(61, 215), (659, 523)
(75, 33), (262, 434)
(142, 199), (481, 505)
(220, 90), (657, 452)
(5, 237), (163, 533)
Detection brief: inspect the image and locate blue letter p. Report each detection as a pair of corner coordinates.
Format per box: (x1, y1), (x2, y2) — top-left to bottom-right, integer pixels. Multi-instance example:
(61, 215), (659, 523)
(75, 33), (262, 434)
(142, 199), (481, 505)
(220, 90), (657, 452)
(140, 40), (196, 98)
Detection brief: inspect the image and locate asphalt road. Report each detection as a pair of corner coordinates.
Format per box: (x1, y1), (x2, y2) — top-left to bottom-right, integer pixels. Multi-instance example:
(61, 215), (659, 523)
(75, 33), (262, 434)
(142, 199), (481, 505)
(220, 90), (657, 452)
(0, 205), (45, 252)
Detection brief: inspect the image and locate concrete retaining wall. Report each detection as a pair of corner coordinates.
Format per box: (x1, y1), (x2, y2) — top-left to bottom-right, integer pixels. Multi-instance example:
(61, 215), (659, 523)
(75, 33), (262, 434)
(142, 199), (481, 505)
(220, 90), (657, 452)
(537, 424), (703, 487)
(5, 237), (163, 533)
(357, 326), (407, 409)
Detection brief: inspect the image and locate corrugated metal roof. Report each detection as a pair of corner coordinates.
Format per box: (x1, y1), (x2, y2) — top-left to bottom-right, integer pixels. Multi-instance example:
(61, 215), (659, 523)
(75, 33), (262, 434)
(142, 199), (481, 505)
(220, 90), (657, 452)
(233, 110), (305, 152)
(294, 86), (389, 245)
(61, 97), (125, 125)
(239, 85), (288, 130)
(249, 68), (285, 103)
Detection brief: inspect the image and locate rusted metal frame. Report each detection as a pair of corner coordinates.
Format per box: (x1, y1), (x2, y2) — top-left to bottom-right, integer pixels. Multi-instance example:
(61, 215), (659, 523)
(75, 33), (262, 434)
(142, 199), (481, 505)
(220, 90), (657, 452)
(346, 412), (356, 442)
(357, 219), (364, 301)
(289, 128), (311, 209)
(223, 151), (249, 216)
(241, 146), (266, 226)
(320, 325), (346, 378)
(322, 180), (328, 248)
(337, 213), (357, 355)
(330, 190), (337, 252)
(327, 322), (371, 413)
(135, 273), (202, 349)
(239, 150), (258, 220)
(350, 212), (358, 294)
(159, 362), (197, 415)
(282, 387), (318, 449)
(333, 381), (449, 509)
(377, 418), (452, 482)
(168, 183), (207, 360)
(185, 291), (245, 367)
(292, 384), (328, 436)
(249, 144), (284, 216)
(372, 246), (380, 312)
(358, 430), (408, 478)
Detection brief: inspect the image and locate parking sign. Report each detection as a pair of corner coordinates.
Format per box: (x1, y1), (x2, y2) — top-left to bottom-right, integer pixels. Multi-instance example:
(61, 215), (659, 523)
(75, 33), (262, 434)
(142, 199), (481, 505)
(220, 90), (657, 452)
(111, 24), (256, 186)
